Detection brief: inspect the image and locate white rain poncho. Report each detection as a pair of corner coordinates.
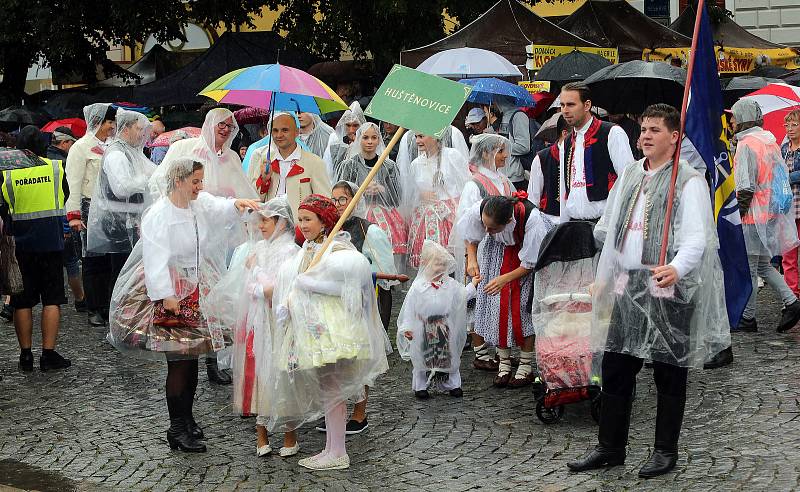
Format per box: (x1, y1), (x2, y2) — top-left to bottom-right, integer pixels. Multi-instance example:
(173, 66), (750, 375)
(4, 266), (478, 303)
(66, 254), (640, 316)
(334, 123), (407, 255)
(323, 101), (365, 178)
(397, 240), (473, 391)
(204, 197), (299, 416)
(532, 221), (600, 391)
(153, 108), (258, 200)
(335, 181), (399, 290)
(108, 157), (247, 361)
(395, 126), (470, 178)
(299, 112), (334, 158)
(265, 233), (390, 433)
(457, 133), (514, 220)
(591, 159), (731, 368)
(86, 109), (155, 254)
(401, 136), (471, 268)
(732, 125), (799, 257)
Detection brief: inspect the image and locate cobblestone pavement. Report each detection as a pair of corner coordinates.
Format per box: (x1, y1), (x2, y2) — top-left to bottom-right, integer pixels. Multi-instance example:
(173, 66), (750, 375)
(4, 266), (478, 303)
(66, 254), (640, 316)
(0, 286), (799, 492)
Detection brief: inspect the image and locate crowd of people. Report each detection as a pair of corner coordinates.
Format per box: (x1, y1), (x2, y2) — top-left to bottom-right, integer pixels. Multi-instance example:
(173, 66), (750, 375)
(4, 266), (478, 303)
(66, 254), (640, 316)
(1, 80), (798, 476)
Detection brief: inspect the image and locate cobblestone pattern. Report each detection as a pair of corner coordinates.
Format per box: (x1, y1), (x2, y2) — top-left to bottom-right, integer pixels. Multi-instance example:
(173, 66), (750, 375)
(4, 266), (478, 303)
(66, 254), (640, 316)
(0, 287), (798, 491)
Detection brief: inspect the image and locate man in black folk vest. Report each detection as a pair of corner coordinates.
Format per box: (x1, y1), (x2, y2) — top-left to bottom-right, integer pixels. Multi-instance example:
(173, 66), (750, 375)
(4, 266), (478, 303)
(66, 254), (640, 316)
(528, 114), (568, 223)
(559, 83), (635, 223)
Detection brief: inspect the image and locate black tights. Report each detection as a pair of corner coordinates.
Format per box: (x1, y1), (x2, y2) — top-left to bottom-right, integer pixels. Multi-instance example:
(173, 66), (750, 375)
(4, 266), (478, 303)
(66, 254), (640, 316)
(166, 357), (199, 400)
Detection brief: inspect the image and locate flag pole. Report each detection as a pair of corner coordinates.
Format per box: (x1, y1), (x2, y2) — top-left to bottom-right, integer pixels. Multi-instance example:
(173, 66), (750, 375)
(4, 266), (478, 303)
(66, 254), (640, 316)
(307, 127), (406, 269)
(658, 0), (706, 265)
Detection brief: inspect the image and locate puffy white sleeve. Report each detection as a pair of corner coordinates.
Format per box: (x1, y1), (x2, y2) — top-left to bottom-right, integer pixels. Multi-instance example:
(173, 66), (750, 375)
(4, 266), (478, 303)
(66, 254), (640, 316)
(104, 151), (149, 199)
(457, 181), (482, 221)
(527, 154), (544, 206)
(455, 201), (487, 244)
(193, 192), (239, 228)
(142, 208), (174, 301)
(519, 210), (552, 269)
(608, 125), (635, 175)
(669, 175), (709, 279)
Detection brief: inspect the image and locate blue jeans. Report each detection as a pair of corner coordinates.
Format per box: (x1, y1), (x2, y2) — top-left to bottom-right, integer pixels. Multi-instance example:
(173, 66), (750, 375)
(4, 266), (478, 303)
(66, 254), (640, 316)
(62, 232), (81, 279)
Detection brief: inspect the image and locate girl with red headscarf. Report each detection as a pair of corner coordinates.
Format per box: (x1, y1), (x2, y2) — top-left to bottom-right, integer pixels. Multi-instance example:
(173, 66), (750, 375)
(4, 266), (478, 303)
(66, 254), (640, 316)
(266, 194), (390, 471)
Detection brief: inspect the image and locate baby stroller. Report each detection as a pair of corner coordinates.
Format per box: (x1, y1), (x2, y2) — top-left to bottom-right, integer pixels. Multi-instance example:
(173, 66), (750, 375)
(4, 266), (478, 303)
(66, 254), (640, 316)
(531, 221), (601, 424)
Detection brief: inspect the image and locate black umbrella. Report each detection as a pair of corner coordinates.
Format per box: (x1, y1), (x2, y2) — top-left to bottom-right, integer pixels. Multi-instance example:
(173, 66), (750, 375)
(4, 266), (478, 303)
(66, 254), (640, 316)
(0, 148), (44, 171)
(582, 60), (686, 115)
(749, 65), (791, 78)
(0, 106), (51, 127)
(535, 51), (612, 84)
(722, 75), (782, 107)
(780, 69), (800, 87)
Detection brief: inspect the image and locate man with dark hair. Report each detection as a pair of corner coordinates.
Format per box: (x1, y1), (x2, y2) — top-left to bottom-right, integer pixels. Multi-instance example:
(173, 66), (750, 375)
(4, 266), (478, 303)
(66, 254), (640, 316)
(559, 82), (634, 223)
(528, 114), (568, 223)
(47, 127), (86, 313)
(568, 104), (730, 478)
(2, 126), (72, 372)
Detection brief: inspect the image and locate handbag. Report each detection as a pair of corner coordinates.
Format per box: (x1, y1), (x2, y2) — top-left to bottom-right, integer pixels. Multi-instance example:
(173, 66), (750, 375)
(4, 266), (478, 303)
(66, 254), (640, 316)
(0, 234), (23, 295)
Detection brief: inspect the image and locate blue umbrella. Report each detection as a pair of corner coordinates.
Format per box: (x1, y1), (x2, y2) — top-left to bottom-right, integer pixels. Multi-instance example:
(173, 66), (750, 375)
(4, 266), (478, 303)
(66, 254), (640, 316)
(458, 78), (536, 107)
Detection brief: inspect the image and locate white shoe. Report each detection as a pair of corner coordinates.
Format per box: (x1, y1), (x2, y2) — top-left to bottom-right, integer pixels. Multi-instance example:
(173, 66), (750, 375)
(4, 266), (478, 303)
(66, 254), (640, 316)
(257, 444), (272, 457)
(298, 453), (350, 470)
(279, 443), (300, 457)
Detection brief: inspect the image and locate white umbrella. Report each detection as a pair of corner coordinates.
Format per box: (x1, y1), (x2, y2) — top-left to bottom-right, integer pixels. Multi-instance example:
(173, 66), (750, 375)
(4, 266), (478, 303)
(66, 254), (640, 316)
(416, 47), (523, 78)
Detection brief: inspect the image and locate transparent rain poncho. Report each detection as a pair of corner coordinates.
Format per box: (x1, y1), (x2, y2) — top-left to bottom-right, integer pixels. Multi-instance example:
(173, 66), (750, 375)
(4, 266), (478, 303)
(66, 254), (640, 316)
(395, 126), (470, 178)
(457, 133), (514, 221)
(401, 137), (471, 268)
(203, 197), (300, 416)
(299, 112), (334, 158)
(396, 240), (472, 390)
(108, 157), (247, 361)
(334, 123), (407, 255)
(733, 126), (799, 257)
(591, 160), (731, 368)
(86, 109), (155, 254)
(154, 108), (258, 200)
(532, 221), (600, 391)
(265, 232), (390, 433)
(323, 102), (366, 178)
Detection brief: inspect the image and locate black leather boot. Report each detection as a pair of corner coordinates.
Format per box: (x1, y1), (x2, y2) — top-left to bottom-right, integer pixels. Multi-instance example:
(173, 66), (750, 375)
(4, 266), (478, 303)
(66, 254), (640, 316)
(182, 390), (205, 440)
(206, 357), (232, 385)
(568, 391), (632, 472)
(166, 396), (206, 453)
(639, 393), (685, 478)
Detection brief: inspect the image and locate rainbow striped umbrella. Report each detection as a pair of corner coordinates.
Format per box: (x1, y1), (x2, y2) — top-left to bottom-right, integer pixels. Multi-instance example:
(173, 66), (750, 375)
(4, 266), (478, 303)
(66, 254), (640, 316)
(199, 64), (348, 115)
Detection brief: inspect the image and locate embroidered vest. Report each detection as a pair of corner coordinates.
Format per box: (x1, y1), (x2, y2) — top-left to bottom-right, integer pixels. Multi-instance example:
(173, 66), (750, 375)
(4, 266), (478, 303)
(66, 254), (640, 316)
(537, 144), (561, 216)
(563, 119), (617, 202)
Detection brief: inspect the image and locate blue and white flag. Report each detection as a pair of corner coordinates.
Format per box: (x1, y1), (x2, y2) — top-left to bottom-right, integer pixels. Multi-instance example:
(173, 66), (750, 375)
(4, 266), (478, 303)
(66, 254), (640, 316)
(683, 5), (751, 328)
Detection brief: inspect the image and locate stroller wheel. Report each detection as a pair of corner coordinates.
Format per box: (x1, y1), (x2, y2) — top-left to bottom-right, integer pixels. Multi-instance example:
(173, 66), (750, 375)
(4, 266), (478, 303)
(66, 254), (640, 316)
(590, 396), (601, 424)
(536, 401), (564, 424)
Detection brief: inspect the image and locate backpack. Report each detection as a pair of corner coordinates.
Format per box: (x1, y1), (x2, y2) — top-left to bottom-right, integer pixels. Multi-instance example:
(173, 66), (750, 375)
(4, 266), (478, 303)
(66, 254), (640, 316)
(770, 159), (792, 215)
(508, 110), (546, 172)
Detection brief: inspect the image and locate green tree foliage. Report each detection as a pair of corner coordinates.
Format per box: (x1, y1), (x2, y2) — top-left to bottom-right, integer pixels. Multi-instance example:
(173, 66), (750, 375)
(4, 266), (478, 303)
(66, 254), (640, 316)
(0, 0), (266, 105)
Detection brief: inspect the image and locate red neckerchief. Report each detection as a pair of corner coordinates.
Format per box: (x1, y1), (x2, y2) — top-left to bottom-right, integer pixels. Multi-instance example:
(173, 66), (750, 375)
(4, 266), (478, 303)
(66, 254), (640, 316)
(256, 157), (305, 193)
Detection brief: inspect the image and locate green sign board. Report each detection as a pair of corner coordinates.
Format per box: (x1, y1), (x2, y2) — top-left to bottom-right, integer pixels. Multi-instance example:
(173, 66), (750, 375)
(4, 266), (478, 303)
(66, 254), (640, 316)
(364, 64), (471, 138)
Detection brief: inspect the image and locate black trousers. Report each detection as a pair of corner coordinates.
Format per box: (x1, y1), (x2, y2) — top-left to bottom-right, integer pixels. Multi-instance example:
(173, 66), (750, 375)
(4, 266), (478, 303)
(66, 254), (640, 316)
(377, 287), (392, 330)
(83, 252), (128, 314)
(602, 350), (688, 401)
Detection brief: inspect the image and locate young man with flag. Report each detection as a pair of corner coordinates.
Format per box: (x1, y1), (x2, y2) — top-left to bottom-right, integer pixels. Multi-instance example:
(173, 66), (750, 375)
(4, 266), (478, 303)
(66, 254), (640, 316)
(567, 104), (730, 478)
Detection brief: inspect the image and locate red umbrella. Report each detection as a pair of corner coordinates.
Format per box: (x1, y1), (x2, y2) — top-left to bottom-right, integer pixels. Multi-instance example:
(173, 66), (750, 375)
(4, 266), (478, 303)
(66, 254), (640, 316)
(41, 118), (87, 137)
(743, 83), (800, 142)
(148, 127), (201, 147)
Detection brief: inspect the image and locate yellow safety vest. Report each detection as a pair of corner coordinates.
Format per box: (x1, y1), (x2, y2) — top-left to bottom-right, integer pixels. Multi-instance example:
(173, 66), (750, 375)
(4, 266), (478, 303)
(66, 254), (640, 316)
(1, 157), (65, 220)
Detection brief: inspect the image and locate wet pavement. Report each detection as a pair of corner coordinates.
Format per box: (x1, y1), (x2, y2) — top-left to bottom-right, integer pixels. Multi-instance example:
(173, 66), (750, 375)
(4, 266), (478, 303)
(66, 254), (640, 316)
(0, 287), (799, 491)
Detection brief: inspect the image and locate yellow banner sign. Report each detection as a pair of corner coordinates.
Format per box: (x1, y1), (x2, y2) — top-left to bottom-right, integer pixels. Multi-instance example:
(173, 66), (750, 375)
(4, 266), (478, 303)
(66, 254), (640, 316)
(526, 45), (619, 71)
(643, 47), (800, 73)
(519, 81), (551, 94)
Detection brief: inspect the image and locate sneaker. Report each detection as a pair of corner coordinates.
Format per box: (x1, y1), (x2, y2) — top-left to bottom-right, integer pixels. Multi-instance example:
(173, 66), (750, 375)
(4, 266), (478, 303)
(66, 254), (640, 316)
(778, 300), (800, 333)
(40, 351), (71, 372)
(18, 350), (33, 372)
(74, 299), (88, 313)
(345, 419), (368, 435)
